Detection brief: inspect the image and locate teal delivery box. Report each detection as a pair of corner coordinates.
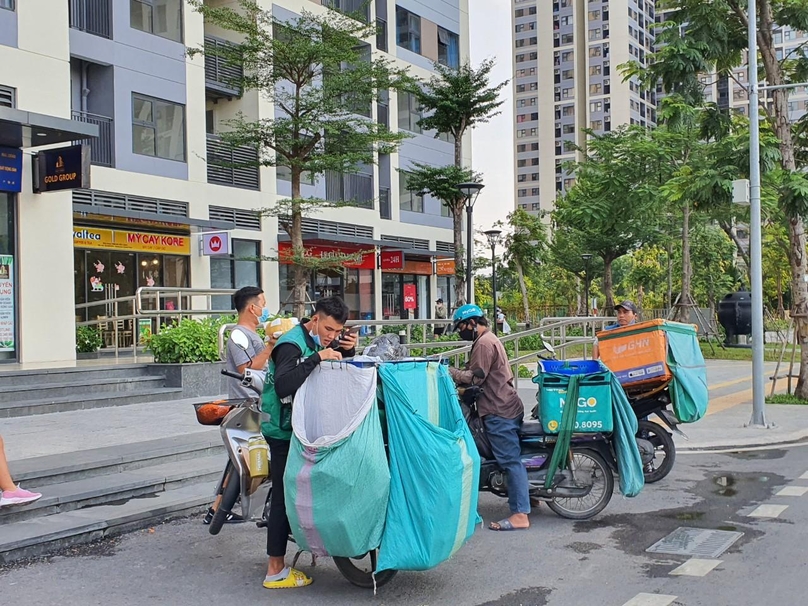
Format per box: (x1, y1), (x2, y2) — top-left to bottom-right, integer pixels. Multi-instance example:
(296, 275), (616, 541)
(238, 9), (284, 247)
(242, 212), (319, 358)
(533, 360), (613, 434)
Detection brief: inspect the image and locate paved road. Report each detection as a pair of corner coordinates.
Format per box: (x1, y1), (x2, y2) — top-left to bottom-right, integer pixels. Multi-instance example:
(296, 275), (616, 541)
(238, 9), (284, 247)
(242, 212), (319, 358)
(4, 443), (808, 606)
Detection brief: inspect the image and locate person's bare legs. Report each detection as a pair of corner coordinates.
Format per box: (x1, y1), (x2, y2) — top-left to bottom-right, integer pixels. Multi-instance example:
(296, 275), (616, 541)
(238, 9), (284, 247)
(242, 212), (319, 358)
(0, 435), (18, 492)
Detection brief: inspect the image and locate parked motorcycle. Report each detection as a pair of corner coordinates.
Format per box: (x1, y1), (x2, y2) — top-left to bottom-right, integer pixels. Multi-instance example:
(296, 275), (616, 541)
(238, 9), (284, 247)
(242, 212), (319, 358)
(460, 364), (616, 520)
(197, 330), (394, 589)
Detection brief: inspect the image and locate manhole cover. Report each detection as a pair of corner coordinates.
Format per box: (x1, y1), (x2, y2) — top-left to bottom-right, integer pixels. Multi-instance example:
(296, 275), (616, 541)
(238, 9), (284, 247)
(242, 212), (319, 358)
(646, 527), (743, 558)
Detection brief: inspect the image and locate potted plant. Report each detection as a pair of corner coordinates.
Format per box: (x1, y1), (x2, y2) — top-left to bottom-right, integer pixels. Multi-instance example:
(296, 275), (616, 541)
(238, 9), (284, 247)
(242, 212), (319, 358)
(76, 325), (103, 359)
(145, 317), (237, 398)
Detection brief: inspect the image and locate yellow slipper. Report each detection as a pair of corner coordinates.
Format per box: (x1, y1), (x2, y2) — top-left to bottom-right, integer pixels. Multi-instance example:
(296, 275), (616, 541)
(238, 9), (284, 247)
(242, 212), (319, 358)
(262, 568), (313, 589)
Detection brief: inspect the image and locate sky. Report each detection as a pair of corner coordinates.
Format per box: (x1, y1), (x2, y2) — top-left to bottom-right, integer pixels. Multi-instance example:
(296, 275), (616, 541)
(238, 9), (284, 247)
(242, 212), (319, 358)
(468, 1), (515, 232)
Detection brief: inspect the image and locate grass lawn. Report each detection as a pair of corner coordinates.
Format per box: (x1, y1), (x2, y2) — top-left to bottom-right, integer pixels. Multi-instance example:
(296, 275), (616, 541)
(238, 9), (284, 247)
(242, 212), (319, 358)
(766, 393), (808, 405)
(699, 341), (798, 362)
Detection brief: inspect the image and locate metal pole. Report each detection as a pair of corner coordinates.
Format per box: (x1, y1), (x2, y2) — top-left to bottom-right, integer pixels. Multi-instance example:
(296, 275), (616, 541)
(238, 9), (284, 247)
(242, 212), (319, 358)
(491, 243), (498, 335)
(748, 1), (767, 427)
(466, 204), (474, 304)
(584, 271), (590, 317)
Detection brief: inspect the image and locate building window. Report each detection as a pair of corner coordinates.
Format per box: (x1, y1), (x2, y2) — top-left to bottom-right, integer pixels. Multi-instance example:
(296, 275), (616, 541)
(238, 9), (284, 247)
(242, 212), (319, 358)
(0, 0), (14, 10)
(531, 202), (540, 210)
(397, 91), (422, 133)
(130, 0), (183, 43)
(437, 27), (460, 68)
(589, 46), (602, 57)
(562, 105), (574, 116)
(396, 6), (421, 54)
(399, 171), (424, 212)
(210, 239), (262, 309)
(590, 120), (603, 130)
(590, 101), (602, 112)
(132, 94), (186, 161)
(590, 83), (602, 94)
(518, 189), (528, 197)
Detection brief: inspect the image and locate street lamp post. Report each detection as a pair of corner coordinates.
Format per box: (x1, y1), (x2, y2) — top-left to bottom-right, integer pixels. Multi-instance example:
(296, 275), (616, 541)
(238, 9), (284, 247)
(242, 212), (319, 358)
(581, 253), (593, 316)
(747, 0), (767, 427)
(485, 228), (503, 335)
(456, 182), (485, 305)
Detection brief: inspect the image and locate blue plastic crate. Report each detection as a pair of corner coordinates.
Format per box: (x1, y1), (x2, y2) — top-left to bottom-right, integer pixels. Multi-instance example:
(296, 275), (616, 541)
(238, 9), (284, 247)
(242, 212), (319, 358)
(537, 359), (604, 375)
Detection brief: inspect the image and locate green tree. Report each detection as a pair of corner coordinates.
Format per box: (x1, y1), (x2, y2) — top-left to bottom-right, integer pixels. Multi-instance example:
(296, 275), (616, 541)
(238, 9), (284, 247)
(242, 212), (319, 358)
(624, 0), (808, 395)
(500, 209), (548, 325)
(414, 60), (508, 304)
(189, 1), (412, 316)
(403, 164), (478, 306)
(625, 246), (667, 310)
(554, 125), (665, 311)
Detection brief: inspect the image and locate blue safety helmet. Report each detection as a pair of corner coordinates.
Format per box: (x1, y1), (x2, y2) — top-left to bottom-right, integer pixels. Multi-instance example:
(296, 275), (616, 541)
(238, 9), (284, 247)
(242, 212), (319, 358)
(452, 304), (485, 330)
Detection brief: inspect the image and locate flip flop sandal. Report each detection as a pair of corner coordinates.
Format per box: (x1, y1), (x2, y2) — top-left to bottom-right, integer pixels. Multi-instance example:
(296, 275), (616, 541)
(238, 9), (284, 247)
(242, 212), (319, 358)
(262, 568), (313, 589)
(489, 519), (528, 531)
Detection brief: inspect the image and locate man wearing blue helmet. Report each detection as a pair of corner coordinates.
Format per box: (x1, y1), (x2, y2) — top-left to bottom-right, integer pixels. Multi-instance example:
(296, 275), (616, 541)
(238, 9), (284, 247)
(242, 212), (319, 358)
(450, 304), (530, 531)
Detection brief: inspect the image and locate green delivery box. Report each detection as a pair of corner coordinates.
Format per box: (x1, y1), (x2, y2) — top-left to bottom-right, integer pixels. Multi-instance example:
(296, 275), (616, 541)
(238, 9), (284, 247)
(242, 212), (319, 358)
(533, 360), (613, 434)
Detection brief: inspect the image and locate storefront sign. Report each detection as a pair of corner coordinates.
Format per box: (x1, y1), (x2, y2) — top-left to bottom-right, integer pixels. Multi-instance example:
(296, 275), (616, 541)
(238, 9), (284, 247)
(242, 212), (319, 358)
(0, 147), (22, 194)
(0, 255), (14, 352)
(277, 242), (375, 270)
(201, 232), (232, 256)
(73, 227), (191, 255)
(403, 283), (417, 310)
(437, 258), (456, 276)
(382, 259), (433, 275)
(380, 250), (404, 270)
(34, 144), (91, 193)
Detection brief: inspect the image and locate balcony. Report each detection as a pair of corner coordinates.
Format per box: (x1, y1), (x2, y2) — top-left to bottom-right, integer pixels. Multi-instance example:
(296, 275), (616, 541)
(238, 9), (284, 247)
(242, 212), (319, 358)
(206, 134), (260, 190)
(326, 171), (374, 209)
(69, 0), (112, 39)
(379, 187), (391, 219)
(72, 110), (114, 167)
(323, 0), (370, 22)
(204, 35), (243, 100)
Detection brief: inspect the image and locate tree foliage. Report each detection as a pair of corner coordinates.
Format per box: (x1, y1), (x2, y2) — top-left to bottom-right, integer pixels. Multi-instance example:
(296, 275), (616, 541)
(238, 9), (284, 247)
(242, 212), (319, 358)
(189, 1), (413, 315)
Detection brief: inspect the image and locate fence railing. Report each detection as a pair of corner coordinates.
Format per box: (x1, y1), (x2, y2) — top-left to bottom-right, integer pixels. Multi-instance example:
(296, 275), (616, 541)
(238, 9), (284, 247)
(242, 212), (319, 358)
(72, 110), (114, 167)
(206, 134), (260, 190)
(69, 0), (112, 38)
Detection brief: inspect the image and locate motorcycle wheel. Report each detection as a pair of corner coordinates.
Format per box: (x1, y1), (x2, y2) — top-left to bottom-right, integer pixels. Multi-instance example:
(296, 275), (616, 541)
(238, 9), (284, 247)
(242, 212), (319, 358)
(637, 419), (675, 483)
(209, 465), (240, 536)
(547, 450), (614, 520)
(333, 551), (397, 589)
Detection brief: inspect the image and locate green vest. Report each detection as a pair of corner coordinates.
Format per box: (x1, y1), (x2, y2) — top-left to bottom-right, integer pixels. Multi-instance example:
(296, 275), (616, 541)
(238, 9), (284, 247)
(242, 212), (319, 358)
(261, 324), (321, 441)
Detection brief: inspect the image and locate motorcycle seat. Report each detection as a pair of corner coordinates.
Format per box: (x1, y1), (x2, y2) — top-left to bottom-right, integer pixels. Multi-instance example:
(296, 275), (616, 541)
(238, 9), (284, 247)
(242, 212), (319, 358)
(519, 421), (547, 437)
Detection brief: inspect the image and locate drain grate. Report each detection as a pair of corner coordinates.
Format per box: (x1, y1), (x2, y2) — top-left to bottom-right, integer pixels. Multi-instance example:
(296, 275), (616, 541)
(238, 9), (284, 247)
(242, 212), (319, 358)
(646, 527), (744, 558)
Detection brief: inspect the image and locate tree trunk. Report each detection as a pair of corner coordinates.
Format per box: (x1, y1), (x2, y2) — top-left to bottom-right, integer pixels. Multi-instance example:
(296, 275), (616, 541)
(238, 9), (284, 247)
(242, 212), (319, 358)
(637, 285), (644, 310)
(514, 258), (530, 325)
(602, 256), (614, 312)
(453, 204), (466, 307)
(666, 241), (673, 310)
(758, 0), (808, 397)
(719, 220), (752, 281)
(777, 271), (785, 318)
(675, 200), (693, 322)
(290, 169), (309, 319)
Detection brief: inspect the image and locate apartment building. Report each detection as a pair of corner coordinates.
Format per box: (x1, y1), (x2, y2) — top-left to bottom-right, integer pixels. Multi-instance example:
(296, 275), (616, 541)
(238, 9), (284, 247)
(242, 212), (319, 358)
(0, 0), (469, 365)
(511, 0), (657, 215)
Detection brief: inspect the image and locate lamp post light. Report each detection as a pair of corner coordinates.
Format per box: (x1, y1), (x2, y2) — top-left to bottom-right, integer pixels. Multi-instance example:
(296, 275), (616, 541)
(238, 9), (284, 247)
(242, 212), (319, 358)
(581, 253), (593, 316)
(484, 228), (503, 335)
(456, 182), (485, 304)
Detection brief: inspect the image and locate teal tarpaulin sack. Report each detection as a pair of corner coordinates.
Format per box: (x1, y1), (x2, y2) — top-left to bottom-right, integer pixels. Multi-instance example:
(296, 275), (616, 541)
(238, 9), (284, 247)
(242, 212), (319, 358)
(284, 361), (390, 558)
(376, 361), (481, 572)
(666, 331), (709, 423)
(609, 375), (644, 497)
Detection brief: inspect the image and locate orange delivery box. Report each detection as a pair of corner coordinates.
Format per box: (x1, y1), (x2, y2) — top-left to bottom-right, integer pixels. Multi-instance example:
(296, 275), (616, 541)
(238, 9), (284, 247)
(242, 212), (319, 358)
(596, 319), (698, 387)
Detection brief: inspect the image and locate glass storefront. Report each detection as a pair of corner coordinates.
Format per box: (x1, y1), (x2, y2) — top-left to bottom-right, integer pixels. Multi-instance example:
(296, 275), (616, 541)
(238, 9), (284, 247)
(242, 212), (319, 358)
(279, 264), (374, 320)
(382, 272), (431, 320)
(0, 193), (16, 361)
(210, 239), (261, 311)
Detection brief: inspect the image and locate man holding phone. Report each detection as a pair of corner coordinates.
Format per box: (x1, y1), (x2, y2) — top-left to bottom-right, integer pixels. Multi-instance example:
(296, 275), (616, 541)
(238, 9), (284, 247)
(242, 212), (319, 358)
(259, 296), (356, 589)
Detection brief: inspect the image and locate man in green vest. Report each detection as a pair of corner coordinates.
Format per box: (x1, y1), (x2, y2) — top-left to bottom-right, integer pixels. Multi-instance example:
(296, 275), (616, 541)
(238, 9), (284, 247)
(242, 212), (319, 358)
(261, 296), (356, 589)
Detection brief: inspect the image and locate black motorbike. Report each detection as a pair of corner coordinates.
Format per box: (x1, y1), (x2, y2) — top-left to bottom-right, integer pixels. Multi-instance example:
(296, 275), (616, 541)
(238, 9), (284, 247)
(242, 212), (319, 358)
(460, 372), (616, 521)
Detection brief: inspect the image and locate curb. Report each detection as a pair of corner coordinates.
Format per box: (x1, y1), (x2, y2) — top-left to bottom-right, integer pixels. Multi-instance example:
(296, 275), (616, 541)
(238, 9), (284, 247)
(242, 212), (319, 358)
(677, 429), (808, 452)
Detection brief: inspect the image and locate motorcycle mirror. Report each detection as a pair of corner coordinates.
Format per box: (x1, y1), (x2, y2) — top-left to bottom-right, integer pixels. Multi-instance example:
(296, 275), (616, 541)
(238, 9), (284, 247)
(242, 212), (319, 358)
(540, 338), (556, 356)
(231, 329), (250, 352)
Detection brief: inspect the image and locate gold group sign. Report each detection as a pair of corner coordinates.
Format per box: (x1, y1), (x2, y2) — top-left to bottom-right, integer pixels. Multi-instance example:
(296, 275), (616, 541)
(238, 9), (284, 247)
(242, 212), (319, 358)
(73, 227), (190, 255)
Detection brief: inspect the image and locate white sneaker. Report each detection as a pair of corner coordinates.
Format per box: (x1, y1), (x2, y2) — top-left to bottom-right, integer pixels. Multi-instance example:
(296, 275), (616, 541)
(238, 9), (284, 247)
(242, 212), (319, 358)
(0, 485), (42, 507)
